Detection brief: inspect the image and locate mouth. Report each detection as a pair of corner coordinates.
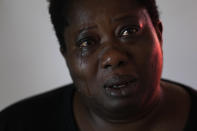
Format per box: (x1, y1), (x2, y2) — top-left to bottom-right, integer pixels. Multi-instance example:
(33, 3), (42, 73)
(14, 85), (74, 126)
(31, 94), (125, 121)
(103, 75), (138, 97)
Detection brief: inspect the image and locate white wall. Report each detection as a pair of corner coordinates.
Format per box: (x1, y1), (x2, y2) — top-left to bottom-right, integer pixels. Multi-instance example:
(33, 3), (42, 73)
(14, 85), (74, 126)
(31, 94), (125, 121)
(0, 0), (196, 111)
(0, 0), (72, 110)
(159, 0), (197, 87)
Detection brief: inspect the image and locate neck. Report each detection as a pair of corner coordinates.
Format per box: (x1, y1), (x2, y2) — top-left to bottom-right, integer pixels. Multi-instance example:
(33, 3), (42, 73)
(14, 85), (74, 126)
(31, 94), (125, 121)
(89, 95), (162, 124)
(74, 86), (164, 130)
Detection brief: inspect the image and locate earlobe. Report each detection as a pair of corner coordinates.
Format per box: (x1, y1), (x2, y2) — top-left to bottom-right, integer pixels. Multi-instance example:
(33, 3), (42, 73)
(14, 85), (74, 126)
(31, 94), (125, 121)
(156, 21), (163, 45)
(60, 46), (71, 68)
(60, 46), (66, 58)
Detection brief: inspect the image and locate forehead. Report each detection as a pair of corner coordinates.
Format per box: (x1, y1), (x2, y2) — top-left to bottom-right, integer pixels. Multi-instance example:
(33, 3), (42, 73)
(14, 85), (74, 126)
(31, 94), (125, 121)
(65, 0), (144, 24)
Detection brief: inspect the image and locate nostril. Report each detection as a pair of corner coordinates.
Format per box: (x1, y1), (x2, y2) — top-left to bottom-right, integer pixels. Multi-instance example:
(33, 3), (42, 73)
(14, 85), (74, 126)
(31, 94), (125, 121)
(103, 61), (127, 69)
(104, 64), (112, 69)
(118, 61), (126, 67)
(101, 48), (129, 69)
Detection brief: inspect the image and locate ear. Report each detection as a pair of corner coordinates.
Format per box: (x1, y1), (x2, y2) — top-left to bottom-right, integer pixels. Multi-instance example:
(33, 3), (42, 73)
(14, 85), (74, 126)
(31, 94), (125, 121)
(60, 46), (67, 58)
(155, 21), (163, 46)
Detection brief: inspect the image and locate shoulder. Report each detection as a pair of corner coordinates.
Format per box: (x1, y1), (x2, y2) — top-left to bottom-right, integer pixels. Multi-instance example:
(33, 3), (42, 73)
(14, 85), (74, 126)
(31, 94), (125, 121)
(161, 79), (197, 130)
(0, 84), (75, 131)
(161, 79), (197, 100)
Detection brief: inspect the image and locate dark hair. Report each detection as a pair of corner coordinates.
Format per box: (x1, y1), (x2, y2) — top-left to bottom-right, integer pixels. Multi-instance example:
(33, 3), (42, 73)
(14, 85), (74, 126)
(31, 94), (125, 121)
(48, 0), (160, 50)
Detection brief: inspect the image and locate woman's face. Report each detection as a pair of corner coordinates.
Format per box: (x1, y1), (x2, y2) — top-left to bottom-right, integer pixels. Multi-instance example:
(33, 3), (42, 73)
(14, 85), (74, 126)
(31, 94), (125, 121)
(63, 0), (163, 114)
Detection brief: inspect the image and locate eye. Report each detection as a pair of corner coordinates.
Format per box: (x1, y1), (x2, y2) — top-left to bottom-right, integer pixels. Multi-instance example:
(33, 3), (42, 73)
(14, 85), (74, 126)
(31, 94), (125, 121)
(119, 26), (140, 38)
(80, 41), (89, 48)
(77, 38), (96, 48)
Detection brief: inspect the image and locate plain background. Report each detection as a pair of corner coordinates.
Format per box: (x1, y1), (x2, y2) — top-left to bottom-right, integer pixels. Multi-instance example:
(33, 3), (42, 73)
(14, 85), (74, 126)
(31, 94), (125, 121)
(0, 0), (196, 111)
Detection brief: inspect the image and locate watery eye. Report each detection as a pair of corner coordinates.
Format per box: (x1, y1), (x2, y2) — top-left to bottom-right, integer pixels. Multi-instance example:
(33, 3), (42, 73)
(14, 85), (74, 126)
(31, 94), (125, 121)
(78, 38), (95, 48)
(120, 27), (139, 38)
(80, 41), (88, 47)
(122, 30), (129, 36)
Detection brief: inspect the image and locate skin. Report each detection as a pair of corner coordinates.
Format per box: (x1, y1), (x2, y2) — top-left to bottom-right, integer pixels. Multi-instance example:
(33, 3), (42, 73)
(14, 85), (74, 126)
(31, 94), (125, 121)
(61, 0), (191, 130)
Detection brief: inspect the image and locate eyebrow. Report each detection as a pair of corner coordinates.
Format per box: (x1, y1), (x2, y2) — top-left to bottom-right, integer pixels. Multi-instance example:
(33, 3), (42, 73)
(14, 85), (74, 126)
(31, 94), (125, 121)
(111, 14), (138, 22)
(76, 14), (138, 34)
(78, 25), (98, 34)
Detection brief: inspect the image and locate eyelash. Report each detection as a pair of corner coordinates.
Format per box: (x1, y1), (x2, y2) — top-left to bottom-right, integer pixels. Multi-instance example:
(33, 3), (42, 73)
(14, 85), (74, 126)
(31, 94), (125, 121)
(119, 25), (140, 38)
(77, 37), (96, 48)
(77, 25), (141, 48)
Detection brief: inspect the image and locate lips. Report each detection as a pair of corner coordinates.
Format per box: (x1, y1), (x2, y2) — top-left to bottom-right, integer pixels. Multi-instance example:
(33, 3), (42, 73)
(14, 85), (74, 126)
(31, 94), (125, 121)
(103, 75), (138, 97)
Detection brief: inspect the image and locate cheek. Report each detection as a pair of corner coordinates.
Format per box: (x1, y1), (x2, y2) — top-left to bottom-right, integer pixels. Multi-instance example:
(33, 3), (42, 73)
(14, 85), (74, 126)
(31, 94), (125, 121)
(136, 28), (163, 74)
(134, 40), (162, 79)
(152, 47), (163, 73)
(66, 53), (98, 96)
(143, 43), (163, 82)
(66, 50), (89, 76)
(151, 45), (163, 82)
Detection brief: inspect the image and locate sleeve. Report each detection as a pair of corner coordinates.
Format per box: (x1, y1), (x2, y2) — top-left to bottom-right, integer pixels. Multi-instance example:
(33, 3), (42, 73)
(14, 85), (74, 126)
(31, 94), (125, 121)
(0, 108), (12, 131)
(0, 107), (25, 131)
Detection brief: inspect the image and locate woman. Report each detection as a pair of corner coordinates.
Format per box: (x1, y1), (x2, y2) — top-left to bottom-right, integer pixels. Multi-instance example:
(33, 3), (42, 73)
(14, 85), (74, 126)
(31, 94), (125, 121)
(0, 0), (196, 130)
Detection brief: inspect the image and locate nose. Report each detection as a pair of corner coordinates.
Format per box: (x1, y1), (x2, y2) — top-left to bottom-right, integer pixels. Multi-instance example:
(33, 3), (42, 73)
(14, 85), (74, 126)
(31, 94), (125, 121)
(101, 47), (129, 70)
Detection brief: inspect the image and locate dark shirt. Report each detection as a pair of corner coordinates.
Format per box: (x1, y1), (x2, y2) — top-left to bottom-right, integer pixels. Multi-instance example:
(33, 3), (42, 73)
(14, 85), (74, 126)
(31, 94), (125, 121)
(0, 80), (196, 131)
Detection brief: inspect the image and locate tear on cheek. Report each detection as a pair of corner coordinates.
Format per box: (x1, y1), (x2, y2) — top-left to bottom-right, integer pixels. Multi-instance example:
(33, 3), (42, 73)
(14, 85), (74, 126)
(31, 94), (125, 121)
(79, 55), (88, 71)
(75, 60), (92, 97)
(81, 48), (89, 57)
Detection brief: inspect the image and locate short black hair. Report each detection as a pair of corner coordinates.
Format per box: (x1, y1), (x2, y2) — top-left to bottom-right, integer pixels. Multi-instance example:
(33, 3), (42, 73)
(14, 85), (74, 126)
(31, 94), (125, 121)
(48, 0), (160, 50)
